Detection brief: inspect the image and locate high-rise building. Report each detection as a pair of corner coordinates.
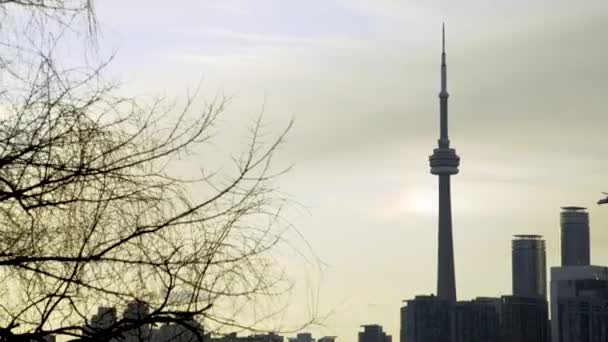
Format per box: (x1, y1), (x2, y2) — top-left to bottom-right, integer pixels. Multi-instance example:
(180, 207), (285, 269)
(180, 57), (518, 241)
(79, 303), (209, 342)
(84, 306), (117, 339)
(251, 333), (284, 342)
(210, 332), (284, 342)
(155, 324), (199, 342)
(288, 333), (314, 342)
(401, 295), (451, 342)
(154, 314), (203, 342)
(551, 206), (607, 342)
(317, 337), (336, 342)
(556, 297), (608, 342)
(123, 300), (152, 342)
(550, 265), (608, 342)
(452, 297), (500, 342)
(560, 207), (590, 266)
(499, 295), (549, 342)
(512, 235), (547, 299)
(358, 325), (392, 342)
(123, 300), (150, 320)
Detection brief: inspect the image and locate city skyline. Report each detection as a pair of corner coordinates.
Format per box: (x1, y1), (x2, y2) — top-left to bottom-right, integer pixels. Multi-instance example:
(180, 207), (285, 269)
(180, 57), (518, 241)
(28, 0), (608, 340)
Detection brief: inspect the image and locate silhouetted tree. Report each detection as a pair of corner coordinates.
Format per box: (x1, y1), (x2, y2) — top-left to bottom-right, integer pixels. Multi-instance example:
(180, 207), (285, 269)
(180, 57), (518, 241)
(0, 1), (305, 341)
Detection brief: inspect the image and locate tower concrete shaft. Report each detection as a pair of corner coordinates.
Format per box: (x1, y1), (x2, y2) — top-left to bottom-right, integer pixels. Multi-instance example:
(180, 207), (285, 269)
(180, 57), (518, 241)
(429, 24), (460, 302)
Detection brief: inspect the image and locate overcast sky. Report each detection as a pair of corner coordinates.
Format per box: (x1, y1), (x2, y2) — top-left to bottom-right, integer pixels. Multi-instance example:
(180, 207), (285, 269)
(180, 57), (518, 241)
(96, 0), (608, 339)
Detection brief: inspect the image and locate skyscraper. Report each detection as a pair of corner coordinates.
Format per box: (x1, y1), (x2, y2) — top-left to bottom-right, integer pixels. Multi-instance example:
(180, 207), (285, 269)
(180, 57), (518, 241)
(85, 306), (117, 337)
(499, 296), (549, 342)
(429, 23), (460, 303)
(507, 236), (549, 341)
(452, 297), (501, 342)
(209, 332), (284, 342)
(401, 295), (452, 342)
(288, 333), (314, 342)
(123, 300), (151, 342)
(358, 325), (392, 342)
(512, 235), (547, 299)
(560, 207), (590, 266)
(550, 206), (606, 342)
(550, 266), (608, 342)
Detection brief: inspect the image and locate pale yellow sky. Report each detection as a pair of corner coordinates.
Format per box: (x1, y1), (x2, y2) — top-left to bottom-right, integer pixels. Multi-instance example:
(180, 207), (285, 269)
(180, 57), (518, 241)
(96, 1), (608, 340)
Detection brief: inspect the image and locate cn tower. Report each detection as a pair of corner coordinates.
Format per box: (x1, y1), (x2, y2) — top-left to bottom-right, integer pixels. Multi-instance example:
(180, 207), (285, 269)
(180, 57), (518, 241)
(429, 24), (460, 302)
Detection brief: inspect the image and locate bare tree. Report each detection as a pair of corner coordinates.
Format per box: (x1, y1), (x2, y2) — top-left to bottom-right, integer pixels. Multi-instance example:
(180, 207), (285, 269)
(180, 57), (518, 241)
(0, 1), (309, 341)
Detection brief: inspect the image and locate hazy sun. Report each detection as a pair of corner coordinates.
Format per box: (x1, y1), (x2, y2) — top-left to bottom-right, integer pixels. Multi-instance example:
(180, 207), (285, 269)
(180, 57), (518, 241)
(400, 188), (438, 215)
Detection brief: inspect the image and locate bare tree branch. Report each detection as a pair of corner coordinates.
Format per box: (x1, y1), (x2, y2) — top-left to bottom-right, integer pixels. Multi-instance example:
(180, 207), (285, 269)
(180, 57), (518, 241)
(0, 1), (318, 341)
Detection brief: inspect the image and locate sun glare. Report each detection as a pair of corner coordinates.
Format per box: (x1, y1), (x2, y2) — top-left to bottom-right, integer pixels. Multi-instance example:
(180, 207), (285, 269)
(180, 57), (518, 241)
(401, 188), (438, 215)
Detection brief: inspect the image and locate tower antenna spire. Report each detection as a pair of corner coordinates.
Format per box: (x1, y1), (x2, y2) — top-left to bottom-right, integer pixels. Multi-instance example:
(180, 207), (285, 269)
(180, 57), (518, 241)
(439, 23), (448, 142)
(442, 22), (445, 54)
